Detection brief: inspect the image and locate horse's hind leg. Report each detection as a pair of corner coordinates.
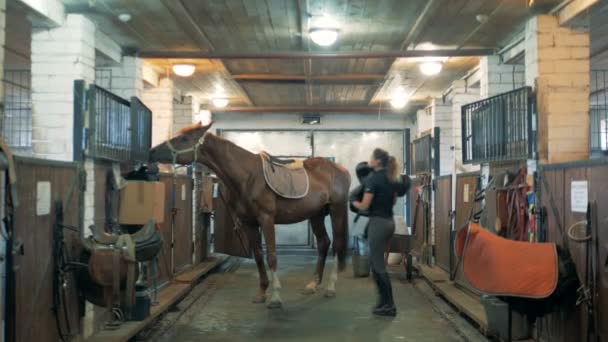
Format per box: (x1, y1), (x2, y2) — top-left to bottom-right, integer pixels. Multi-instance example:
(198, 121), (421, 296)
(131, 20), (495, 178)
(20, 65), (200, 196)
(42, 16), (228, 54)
(245, 226), (268, 303)
(326, 202), (348, 298)
(303, 214), (330, 295)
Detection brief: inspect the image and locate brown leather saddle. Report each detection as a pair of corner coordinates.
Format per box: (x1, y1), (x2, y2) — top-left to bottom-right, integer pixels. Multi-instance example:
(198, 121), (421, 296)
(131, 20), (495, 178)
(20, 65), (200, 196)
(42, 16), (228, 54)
(79, 219), (162, 320)
(260, 152), (309, 199)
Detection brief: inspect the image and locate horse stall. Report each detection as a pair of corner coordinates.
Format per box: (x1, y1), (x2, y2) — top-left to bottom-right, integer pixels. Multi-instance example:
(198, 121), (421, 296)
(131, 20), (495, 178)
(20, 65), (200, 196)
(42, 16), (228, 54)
(3, 80), (206, 341)
(7, 157), (83, 342)
(536, 160), (608, 342)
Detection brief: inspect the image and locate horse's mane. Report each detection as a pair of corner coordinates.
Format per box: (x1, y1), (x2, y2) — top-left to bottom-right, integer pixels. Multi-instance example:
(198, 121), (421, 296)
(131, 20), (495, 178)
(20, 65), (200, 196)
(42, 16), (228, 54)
(174, 123), (203, 136)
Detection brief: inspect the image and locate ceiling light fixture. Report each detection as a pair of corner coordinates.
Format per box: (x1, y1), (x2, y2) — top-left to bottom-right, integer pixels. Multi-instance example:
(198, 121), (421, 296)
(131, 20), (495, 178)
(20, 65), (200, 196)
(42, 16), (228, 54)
(309, 28), (339, 46)
(419, 61), (443, 76)
(118, 13), (132, 22)
(390, 96), (409, 110)
(172, 64), (196, 77)
(212, 98), (229, 108)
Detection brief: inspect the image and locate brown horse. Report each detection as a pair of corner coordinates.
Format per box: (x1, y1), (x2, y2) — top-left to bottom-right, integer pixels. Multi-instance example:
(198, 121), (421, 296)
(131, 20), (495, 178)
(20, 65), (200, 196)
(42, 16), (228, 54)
(149, 122), (351, 308)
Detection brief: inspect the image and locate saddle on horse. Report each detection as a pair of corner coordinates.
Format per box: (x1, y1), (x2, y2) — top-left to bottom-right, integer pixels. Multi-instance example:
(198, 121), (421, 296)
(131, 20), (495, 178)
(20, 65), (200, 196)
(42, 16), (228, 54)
(80, 219), (162, 319)
(455, 222), (558, 298)
(260, 152), (309, 199)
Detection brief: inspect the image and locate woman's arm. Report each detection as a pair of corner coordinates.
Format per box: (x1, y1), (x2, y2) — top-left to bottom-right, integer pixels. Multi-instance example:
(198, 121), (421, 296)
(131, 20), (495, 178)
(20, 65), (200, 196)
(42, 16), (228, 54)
(353, 193), (374, 211)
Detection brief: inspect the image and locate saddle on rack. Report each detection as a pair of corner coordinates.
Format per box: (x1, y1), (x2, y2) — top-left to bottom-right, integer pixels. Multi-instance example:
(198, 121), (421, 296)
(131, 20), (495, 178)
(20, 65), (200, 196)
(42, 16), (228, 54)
(455, 222), (558, 298)
(260, 152), (309, 199)
(79, 219), (162, 318)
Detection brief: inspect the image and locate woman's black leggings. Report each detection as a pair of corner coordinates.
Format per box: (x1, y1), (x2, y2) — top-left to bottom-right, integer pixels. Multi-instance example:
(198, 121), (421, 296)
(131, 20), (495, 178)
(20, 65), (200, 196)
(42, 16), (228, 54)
(368, 216), (395, 274)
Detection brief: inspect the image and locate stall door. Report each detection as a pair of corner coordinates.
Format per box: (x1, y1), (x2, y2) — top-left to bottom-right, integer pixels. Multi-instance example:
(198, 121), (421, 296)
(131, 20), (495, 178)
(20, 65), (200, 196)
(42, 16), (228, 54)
(221, 131), (312, 246)
(434, 175), (452, 272)
(313, 131), (406, 245)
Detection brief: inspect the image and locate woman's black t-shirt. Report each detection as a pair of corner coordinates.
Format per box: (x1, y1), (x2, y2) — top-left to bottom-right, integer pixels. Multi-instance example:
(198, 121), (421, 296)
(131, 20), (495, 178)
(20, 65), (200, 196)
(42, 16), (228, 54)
(363, 169), (394, 218)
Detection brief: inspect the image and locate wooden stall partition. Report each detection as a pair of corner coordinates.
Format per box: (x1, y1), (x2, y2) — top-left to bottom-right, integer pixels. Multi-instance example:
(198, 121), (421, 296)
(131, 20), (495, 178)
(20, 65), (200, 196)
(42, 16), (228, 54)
(453, 172), (481, 296)
(172, 176), (194, 273)
(11, 157), (82, 342)
(158, 173), (195, 280)
(536, 161), (608, 342)
(408, 177), (424, 258)
(433, 175), (452, 273)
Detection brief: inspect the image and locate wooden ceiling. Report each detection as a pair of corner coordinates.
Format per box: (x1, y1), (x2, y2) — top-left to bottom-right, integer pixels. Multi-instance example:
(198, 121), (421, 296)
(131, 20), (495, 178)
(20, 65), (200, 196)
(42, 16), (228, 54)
(62, 0), (563, 113)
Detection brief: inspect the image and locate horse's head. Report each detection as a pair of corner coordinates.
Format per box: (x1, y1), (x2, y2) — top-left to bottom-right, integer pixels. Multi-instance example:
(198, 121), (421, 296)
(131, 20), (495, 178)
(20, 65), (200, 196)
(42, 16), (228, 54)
(149, 122), (213, 164)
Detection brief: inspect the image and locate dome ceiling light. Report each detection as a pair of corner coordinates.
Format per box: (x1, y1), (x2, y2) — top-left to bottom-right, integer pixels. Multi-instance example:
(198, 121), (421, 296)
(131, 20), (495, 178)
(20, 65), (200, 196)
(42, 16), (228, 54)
(172, 64), (196, 77)
(309, 28), (339, 46)
(212, 98), (229, 108)
(390, 97), (408, 110)
(419, 61), (443, 76)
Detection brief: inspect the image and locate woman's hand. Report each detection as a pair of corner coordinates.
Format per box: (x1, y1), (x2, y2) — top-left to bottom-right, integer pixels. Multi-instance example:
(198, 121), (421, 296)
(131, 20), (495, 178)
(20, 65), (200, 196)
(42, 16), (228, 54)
(353, 193), (373, 211)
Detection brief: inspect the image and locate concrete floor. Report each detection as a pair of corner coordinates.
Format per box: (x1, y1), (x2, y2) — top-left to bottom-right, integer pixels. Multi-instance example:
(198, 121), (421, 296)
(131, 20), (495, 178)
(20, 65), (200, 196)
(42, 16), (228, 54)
(152, 256), (485, 342)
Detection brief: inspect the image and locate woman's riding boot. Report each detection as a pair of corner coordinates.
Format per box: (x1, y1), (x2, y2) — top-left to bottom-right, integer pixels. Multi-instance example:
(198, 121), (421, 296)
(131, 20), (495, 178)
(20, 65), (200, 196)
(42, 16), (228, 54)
(375, 273), (397, 317)
(372, 271), (386, 310)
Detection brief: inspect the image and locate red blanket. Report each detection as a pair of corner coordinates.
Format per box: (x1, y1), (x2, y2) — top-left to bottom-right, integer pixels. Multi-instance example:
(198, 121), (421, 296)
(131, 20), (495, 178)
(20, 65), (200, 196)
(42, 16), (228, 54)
(455, 222), (558, 298)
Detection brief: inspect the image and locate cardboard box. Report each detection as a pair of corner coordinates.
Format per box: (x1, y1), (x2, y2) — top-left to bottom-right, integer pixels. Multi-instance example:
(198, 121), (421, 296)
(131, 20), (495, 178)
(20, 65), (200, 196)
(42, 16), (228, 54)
(119, 181), (165, 225)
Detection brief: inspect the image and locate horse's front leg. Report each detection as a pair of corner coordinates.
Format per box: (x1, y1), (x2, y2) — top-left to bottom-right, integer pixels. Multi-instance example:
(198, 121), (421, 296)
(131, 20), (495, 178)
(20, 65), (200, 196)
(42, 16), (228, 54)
(245, 226), (268, 303)
(259, 214), (282, 309)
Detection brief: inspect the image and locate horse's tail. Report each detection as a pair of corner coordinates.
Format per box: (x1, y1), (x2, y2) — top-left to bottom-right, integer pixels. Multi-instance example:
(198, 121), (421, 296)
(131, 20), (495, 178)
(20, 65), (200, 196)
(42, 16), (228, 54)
(331, 164), (350, 271)
(333, 203), (349, 271)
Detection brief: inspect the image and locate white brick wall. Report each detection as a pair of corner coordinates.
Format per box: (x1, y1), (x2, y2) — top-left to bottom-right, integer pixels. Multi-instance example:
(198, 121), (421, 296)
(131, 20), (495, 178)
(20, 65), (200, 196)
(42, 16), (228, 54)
(525, 15), (590, 163)
(480, 56), (525, 97)
(31, 14), (95, 161)
(416, 108), (433, 136)
(106, 56), (144, 99)
(142, 78), (179, 146)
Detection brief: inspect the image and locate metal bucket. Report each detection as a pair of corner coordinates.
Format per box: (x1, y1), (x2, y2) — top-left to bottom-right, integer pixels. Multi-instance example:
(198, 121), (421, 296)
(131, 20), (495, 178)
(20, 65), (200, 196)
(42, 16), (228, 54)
(352, 254), (370, 277)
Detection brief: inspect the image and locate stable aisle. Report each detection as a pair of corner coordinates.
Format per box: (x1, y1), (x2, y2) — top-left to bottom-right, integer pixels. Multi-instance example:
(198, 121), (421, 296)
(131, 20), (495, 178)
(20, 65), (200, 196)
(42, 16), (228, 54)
(151, 256), (487, 342)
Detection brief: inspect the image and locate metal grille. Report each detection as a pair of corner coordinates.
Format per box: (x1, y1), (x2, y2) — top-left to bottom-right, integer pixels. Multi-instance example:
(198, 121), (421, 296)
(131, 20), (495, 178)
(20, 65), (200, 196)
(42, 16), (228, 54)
(461, 86), (535, 164)
(130, 97), (152, 162)
(1, 70), (32, 151)
(411, 134), (432, 174)
(591, 70), (608, 155)
(83, 84), (151, 162)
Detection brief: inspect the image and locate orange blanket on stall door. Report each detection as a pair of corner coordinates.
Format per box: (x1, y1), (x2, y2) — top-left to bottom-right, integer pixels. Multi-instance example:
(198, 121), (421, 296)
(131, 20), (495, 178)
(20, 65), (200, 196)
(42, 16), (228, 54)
(455, 222), (558, 298)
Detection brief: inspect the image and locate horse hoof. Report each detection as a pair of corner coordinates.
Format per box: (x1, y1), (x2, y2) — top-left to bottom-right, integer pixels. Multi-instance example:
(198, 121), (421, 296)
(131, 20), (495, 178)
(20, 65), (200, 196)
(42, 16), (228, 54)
(302, 287), (316, 295)
(325, 290), (336, 298)
(267, 301), (283, 309)
(252, 295), (266, 304)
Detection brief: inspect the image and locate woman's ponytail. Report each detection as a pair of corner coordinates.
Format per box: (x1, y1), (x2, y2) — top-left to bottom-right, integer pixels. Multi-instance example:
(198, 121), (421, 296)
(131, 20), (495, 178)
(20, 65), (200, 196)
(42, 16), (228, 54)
(387, 156), (399, 182)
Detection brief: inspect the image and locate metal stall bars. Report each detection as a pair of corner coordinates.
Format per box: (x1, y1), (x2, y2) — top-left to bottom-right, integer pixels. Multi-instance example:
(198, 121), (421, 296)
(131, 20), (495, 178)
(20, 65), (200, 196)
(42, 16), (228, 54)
(1, 70), (32, 153)
(461, 86), (535, 165)
(73, 81), (152, 163)
(590, 70), (608, 157)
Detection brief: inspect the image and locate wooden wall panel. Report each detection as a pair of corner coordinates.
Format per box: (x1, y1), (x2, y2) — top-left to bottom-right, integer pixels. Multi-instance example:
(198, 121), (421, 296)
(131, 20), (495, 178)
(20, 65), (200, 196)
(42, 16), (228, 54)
(172, 176), (193, 273)
(434, 176), (452, 272)
(12, 158), (82, 342)
(454, 172), (481, 296)
(537, 162), (608, 342)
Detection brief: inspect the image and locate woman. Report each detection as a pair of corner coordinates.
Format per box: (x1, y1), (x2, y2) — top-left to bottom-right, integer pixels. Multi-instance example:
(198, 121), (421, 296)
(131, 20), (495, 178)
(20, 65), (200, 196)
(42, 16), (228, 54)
(352, 148), (398, 317)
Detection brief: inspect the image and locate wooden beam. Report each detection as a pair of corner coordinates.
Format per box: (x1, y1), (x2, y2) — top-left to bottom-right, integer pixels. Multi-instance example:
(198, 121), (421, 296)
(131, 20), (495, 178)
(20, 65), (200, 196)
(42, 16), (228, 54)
(138, 49), (496, 60)
(232, 74), (386, 81)
(558, 0), (599, 25)
(399, 0), (444, 50)
(211, 105), (425, 113)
